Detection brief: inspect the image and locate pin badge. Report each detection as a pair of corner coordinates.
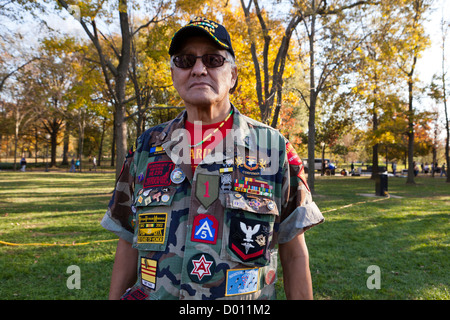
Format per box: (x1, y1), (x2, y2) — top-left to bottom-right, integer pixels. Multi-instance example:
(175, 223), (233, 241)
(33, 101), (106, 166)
(170, 167), (186, 184)
(161, 194), (170, 203)
(267, 200), (275, 211)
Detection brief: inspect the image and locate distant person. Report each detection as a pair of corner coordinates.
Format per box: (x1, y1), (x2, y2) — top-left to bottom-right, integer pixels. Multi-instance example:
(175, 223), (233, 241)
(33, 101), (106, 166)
(20, 157), (27, 172)
(392, 162), (397, 176)
(92, 156), (97, 172)
(441, 163), (447, 177)
(75, 158), (80, 172)
(70, 158), (76, 172)
(414, 162), (419, 176)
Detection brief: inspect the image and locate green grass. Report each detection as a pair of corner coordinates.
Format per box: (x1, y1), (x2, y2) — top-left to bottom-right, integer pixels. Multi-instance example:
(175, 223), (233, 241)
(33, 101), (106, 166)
(0, 172), (448, 300)
(291, 175), (449, 300)
(0, 172), (117, 299)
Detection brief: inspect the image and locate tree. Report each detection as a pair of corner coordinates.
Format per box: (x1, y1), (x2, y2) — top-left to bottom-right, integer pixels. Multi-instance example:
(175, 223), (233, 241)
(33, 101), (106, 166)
(390, 0), (432, 184)
(56, 0), (178, 178)
(295, 0), (379, 192)
(429, 10), (449, 183)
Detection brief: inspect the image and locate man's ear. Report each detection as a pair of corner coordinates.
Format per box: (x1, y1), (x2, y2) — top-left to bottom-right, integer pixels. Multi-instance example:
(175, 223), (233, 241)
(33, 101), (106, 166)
(229, 67), (238, 94)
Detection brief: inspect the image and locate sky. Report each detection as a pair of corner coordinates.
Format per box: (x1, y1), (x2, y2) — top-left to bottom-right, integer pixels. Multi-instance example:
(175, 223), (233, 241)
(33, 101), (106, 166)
(416, 0), (450, 88)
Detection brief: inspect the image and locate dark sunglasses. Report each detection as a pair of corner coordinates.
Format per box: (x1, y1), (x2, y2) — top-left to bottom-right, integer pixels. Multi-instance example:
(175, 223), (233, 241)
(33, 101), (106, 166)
(173, 54), (228, 69)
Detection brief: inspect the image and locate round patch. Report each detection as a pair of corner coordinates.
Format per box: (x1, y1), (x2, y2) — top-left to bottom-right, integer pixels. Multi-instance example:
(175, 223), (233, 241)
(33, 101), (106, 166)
(265, 269), (276, 285)
(266, 200), (275, 211)
(170, 167), (186, 184)
(187, 253), (216, 283)
(161, 194), (170, 202)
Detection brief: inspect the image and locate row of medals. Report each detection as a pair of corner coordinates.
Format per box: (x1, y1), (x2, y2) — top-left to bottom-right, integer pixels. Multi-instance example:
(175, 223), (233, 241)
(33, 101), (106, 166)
(133, 163), (275, 211)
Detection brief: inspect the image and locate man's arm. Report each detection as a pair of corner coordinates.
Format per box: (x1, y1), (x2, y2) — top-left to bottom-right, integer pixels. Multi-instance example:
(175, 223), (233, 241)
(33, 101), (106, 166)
(279, 232), (313, 300)
(108, 237), (139, 300)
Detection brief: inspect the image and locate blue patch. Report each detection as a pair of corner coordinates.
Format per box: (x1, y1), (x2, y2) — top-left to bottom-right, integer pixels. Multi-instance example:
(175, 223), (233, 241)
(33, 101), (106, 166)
(225, 268), (259, 296)
(191, 215), (218, 244)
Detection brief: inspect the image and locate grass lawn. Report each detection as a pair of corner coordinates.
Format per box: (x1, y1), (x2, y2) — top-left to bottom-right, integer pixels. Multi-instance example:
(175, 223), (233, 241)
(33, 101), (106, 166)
(0, 171), (448, 300)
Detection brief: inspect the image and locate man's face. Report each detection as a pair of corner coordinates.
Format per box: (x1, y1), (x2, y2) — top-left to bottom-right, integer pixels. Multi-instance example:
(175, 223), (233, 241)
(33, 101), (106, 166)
(171, 36), (237, 110)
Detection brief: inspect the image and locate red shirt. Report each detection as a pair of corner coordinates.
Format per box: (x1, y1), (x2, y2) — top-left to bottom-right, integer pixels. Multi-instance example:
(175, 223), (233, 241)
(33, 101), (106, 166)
(185, 114), (233, 173)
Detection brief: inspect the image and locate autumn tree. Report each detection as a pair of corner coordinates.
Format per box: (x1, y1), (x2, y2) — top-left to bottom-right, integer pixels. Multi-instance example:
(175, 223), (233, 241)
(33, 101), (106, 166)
(56, 0), (174, 178)
(291, 0), (380, 192)
(388, 0), (432, 184)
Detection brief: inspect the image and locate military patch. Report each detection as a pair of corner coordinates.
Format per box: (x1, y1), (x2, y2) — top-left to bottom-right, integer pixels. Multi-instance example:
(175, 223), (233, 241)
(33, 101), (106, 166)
(137, 213), (167, 244)
(286, 141), (302, 165)
(195, 174), (219, 209)
(233, 177), (273, 198)
(170, 167), (186, 184)
(187, 253), (216, 283)
(191, 214), (218, 244)
(121, 287), (148, 300)
(229, 216), (270, 262)
(235, 156), (261, 176)
(143, 161), (174, 189)
(149, 145), (165, 155)
(265, 269), (276, 285)
(225, 268), (259, 296)
(141, 257), (157, 290)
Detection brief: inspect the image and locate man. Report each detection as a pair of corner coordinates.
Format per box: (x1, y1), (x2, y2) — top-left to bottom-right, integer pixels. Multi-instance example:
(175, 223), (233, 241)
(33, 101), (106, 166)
(101, 17), (324, 300)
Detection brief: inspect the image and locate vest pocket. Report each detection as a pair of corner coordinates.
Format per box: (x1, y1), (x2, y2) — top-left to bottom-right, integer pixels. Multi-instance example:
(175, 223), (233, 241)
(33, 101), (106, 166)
(132, 187), (176, 251)
(221, 192), (279, 267)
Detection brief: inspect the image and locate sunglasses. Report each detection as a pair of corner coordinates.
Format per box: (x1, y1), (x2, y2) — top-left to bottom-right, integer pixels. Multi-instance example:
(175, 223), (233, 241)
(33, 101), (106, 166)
(173, 54), (228, 69)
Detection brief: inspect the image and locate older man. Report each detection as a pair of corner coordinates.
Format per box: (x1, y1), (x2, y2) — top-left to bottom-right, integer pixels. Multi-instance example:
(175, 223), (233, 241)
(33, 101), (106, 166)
(101, 17), (323, 300)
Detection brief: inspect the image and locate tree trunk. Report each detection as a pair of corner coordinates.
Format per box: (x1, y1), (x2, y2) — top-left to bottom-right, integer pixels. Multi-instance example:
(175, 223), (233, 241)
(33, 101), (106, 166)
(113, 0), (132, 179)
(406, 77), (415, 184)
(371, 105), (379, 180)
(307, 7), (317, 194)
(61, 122), (69, 166)
(97, 118), (106, 167)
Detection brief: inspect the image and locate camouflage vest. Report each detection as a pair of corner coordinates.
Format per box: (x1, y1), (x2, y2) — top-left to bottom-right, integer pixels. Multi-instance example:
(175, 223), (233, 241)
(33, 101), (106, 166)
(101, 105), (323, 300)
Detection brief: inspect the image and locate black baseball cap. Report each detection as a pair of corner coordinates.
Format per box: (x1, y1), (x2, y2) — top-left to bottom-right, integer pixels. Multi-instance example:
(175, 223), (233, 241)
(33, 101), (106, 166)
(169, 17), (235, 58)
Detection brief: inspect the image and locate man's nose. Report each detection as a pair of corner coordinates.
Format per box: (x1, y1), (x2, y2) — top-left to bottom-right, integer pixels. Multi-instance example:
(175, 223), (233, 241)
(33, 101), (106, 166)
(191, 57), (207, 75)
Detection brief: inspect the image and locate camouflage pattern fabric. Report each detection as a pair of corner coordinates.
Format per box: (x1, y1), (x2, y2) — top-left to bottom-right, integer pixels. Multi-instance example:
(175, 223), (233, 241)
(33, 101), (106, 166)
(101, 105), (324, 300)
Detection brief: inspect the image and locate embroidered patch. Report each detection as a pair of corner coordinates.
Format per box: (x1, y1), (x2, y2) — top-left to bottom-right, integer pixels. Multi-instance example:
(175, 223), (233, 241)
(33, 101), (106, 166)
(149, 145), (165, 155)
(121, 288), (148, 300)
(137, 213), (167, 244)
(286, 142), (302, 165)
(187, 253), (216, 283)
(141, 257), (157, 290)
(225, 268), (259, 296)
(191, 214), (218, 244)
(195, 174), (219, 209)
(265, 269), (276, 285)
(143, 161), (174, 189)
(229, 216), (270, 262)
(235, 156), (267, 176)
